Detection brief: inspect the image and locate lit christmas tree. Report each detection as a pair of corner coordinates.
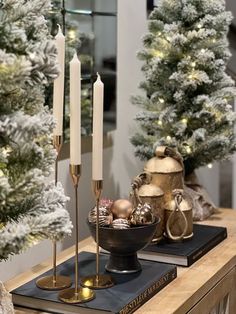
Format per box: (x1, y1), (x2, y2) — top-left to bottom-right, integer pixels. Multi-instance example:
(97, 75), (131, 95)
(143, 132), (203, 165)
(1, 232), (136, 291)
(0, 0), (72, 260)
(131, 0), (236, 176)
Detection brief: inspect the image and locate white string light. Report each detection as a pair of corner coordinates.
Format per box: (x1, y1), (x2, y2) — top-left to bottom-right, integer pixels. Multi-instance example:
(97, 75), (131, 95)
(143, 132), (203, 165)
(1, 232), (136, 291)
(68, 29), (76, 40)
(29, 52), (36, 60)
(1, 147), (11, 157)
(158, 120), (163, 126)
(186, 146), (191, 154)
(152, 50), (164, 58)
(166, 135), (171, 141)
(207, 163), (213, 169)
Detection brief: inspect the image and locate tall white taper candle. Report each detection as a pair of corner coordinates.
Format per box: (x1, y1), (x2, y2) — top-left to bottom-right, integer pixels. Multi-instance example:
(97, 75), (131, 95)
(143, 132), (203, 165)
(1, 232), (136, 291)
(70, 53), (81, 165)
(53, 25), (65, 136)
(92, 73), (104, 180)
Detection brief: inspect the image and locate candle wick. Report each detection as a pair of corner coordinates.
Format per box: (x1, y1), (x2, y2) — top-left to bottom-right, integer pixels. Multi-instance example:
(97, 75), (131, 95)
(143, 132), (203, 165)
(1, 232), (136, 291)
(96, 72), (101, 81)
(73, 51), (78, 59)
(57, 24), (62, 33)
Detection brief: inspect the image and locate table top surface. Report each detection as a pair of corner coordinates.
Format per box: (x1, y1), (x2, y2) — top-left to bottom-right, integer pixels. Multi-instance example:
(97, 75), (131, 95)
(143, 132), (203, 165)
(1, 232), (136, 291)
(5, 208), (236, 314)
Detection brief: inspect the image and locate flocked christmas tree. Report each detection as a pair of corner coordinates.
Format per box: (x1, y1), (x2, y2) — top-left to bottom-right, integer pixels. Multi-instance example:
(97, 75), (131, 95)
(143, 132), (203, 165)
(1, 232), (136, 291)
(0, 0), (72, 260)
(131, 0), (236, 176)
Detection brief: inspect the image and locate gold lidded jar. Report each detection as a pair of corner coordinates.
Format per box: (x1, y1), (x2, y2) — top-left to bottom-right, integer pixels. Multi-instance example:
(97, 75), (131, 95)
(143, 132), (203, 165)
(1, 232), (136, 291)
(144, 146), (184, 203)
(138, 183), (164, 242)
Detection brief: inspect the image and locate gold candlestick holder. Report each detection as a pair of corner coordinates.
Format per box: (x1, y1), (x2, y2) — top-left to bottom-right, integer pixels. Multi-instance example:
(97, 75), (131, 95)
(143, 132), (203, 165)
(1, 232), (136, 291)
(59, 165), (95, 303)
(80, 180), (114, 289)
(36, 135), (72, 291)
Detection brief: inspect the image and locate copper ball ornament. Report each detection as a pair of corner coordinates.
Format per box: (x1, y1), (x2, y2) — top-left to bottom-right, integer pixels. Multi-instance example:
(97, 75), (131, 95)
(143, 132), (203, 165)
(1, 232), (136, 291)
(88, 206), (113, 227)
(112, 218), (130, 229)
(111, 199), (133, 219)
(130, 203), (155, 226)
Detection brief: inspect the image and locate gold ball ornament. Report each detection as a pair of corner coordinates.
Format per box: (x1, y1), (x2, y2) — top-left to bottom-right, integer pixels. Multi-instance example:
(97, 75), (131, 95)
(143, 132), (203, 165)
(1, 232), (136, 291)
(130, 203), (155, 226)
(112, 218), (130, 229)
(111, 199), (133, 219)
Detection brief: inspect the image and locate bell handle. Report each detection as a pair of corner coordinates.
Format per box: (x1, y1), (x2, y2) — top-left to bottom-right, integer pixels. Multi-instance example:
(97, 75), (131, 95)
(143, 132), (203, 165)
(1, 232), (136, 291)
(166, 193), (188, 241)
(131, 172), (152, 189)
(130, 171), (152, 207)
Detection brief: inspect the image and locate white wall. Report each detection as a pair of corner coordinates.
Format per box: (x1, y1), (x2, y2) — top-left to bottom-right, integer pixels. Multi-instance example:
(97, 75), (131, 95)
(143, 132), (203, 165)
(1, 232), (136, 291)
(226, 0), (236, 17)
(197, 164), (219, 206)
(0, 240), (58, 283)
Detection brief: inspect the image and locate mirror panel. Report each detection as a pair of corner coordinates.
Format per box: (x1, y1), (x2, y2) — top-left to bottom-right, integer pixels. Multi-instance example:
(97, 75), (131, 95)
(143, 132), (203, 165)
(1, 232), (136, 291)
(46, 0), (117, 143)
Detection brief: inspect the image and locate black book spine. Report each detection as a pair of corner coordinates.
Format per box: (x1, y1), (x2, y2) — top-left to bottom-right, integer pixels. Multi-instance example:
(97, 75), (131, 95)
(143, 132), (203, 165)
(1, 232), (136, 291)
(118, 267), (177, 314)
(188, 229), (227, 266)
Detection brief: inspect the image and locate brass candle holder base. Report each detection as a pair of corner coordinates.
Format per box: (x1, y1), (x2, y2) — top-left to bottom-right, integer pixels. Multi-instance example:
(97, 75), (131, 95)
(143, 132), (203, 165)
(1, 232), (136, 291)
(36, 275), (72, 291)
(58, 287), (95, 304)
(80, 274), (114, 290)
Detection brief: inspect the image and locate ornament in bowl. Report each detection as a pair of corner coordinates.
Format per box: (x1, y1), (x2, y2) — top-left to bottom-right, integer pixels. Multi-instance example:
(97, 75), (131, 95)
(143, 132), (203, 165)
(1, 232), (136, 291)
(88, 198), (113, 226)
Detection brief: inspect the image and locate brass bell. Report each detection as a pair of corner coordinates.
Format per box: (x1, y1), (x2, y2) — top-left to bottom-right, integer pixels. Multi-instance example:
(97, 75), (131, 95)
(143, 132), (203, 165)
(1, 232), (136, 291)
(130, 172), (164, 243)
(165, 189), (193, 242)
(138, 183), (164, 242)
(144, 146), (184, 203)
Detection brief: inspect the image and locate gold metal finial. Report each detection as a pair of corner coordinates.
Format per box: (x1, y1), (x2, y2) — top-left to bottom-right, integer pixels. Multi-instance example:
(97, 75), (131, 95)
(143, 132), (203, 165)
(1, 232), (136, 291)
(70, 164), (81, 187)
(92, 180), (103, 200)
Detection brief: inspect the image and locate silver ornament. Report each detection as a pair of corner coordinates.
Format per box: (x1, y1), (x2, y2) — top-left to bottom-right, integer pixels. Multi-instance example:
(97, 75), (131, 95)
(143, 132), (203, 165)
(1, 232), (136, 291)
(130, 203), (155, 225)
(88, 206), (113, 226)
(112, 218), (130, 229)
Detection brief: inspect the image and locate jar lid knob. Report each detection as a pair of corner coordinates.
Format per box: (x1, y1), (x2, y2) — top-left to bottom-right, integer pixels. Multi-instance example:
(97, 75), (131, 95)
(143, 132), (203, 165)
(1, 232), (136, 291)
(155, 146), (184, 173)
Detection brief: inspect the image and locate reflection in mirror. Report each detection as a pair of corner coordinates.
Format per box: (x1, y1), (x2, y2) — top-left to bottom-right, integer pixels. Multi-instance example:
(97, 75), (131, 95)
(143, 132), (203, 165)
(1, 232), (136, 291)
(46, 0), (117, 143)
(147, 0), (158, 15)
